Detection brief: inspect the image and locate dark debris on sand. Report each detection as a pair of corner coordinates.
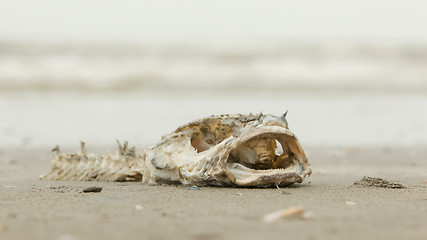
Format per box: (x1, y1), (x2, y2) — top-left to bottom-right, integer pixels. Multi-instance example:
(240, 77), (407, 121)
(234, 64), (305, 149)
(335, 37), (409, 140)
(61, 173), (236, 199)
(354, 176), (407, 189)
(82, 186), (103, 193)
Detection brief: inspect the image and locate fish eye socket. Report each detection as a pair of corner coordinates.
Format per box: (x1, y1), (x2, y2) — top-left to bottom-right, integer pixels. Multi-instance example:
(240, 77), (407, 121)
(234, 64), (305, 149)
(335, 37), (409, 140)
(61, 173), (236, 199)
(185, 121), (234, 152)
(191, 134), (212, 153)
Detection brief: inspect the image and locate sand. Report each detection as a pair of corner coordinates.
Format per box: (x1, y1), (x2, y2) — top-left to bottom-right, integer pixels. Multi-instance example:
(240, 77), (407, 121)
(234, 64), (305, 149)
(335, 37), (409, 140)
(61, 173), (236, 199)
(1, 146), (426, 240)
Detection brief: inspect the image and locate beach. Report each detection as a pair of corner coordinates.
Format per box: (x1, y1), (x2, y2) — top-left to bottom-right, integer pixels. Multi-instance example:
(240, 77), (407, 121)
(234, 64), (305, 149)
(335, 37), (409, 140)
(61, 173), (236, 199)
(1, 145), (426, 240)
(2, 1), (427, 238)
(1, 41), (427, 240)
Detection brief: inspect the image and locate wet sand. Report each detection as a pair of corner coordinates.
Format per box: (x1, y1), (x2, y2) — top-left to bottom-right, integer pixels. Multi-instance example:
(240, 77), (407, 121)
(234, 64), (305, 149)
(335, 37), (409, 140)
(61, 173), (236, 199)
(1, 146), (426, 240)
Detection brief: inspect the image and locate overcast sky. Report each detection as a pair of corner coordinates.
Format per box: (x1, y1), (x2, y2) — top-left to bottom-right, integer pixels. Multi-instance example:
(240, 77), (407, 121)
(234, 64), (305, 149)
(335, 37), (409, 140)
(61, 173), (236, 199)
(0, 0), (426, 43)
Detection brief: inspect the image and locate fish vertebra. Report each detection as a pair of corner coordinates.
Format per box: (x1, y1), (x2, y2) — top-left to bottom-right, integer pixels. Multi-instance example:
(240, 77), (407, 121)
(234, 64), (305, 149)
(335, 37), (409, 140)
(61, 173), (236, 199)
(41, 113), (311, 187)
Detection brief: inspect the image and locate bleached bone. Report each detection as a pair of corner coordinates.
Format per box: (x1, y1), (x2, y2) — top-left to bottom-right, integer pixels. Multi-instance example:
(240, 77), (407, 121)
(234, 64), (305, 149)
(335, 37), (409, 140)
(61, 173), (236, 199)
(41, 113), (311, 187)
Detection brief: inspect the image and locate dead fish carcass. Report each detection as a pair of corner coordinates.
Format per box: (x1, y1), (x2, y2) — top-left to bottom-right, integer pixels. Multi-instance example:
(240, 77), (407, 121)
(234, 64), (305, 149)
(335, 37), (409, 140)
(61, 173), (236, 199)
(41, 113), (312, 187)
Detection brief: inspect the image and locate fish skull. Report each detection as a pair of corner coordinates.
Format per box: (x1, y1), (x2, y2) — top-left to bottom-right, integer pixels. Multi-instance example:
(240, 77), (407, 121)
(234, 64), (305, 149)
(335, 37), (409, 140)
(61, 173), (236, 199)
(145, 113), (311, 187)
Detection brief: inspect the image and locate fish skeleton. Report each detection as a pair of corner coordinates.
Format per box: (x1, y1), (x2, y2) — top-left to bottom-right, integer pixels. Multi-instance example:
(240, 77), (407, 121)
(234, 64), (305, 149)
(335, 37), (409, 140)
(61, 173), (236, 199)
(41, 112), (312, 187)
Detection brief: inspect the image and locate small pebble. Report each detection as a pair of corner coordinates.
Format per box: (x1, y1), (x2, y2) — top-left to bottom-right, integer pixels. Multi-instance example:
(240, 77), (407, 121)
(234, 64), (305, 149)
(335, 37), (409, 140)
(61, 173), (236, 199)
(236, 193), (242, 196)
(345, 201), (356, 205)
(82, 186), (102, 193)
(282, 191), (291, 195)
(262, 206), (307, 222)
(187, 186), (200, 191)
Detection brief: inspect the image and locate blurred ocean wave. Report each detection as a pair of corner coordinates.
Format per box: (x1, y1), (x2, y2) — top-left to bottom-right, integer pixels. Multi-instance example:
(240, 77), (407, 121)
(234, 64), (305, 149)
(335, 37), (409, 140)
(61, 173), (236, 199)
(1, 41), (426, 148)
(1, 41), (426, 93)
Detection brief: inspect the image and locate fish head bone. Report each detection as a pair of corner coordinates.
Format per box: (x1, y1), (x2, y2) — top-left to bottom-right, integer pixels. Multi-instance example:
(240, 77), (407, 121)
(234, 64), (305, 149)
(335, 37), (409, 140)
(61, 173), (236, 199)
(145, 113), (311, 187)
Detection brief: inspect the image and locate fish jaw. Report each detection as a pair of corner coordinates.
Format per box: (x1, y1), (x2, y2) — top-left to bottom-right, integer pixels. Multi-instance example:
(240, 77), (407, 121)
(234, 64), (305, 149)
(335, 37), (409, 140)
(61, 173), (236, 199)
(146, 125), (311, 187)
(215, 126), (311, 187)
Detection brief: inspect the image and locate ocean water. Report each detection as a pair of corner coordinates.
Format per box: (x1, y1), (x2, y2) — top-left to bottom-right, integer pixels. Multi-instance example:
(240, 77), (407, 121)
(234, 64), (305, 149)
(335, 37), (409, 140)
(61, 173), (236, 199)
(1, 42), (426, 92)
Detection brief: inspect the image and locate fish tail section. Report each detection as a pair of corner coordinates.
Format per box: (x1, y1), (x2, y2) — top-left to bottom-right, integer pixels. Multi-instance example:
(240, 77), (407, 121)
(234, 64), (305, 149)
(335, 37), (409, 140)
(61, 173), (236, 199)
(40, 141), (145, 182)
